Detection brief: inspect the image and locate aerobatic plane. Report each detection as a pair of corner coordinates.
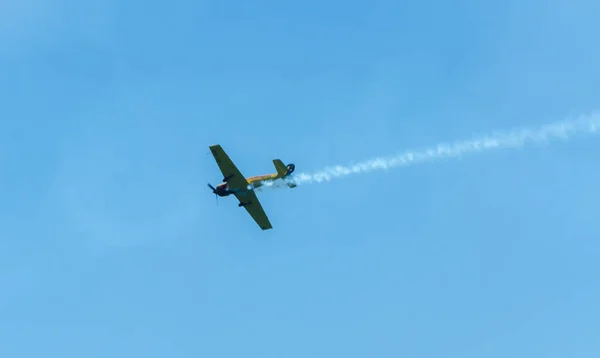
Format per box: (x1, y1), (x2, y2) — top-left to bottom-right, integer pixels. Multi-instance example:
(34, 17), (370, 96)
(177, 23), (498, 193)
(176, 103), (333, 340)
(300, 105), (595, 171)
(207, 144), (296, 230)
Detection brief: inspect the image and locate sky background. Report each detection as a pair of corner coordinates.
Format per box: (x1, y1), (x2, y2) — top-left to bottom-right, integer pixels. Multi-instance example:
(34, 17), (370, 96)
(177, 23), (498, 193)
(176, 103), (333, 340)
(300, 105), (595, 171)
(1, 0), (600, 357)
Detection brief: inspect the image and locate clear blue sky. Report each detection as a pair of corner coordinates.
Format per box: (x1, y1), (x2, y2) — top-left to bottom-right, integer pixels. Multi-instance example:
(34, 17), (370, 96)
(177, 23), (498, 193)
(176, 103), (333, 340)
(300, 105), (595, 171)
(1, 0), (599, 357)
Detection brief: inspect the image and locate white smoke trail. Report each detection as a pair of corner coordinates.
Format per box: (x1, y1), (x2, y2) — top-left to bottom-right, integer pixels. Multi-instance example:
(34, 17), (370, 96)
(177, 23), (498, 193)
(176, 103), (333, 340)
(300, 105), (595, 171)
(262, 111), (600, 187)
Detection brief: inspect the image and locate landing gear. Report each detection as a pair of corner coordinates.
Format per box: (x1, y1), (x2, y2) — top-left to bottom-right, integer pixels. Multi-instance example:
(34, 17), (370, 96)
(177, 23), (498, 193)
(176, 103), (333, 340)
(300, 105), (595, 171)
(223, 174), (234, 182)
(238, 201), (251, 207)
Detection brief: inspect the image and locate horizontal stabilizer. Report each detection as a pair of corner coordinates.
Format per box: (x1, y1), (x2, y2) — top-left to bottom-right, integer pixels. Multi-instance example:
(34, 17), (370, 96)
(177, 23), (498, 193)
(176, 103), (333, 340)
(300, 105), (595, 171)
(273, 159), (288, 177)
(286, 181), (297, 188)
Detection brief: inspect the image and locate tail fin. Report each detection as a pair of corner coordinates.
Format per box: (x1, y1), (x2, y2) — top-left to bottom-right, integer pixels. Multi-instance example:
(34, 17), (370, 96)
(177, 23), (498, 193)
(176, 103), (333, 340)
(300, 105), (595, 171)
(273, 159), (288, 177)
(273, 159), (296, 188)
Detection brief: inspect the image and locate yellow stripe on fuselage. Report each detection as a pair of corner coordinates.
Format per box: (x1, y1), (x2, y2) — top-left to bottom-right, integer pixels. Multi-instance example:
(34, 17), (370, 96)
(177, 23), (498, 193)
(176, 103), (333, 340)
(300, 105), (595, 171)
(246, 173), (281, 188)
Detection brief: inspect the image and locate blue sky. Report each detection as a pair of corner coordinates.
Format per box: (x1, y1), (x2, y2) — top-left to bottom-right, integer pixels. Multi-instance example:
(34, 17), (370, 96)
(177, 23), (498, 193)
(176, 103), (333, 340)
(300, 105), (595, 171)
(1, 0), (600, 357)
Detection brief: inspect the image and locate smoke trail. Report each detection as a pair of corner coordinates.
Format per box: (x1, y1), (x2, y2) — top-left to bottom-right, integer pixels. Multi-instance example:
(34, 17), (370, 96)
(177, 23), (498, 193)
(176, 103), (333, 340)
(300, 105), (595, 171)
(264, 111), (600, 186)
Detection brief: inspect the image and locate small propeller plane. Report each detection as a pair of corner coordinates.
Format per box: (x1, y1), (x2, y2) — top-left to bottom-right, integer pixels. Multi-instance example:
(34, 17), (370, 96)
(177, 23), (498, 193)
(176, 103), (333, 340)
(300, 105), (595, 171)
(207, 144), (297, 230)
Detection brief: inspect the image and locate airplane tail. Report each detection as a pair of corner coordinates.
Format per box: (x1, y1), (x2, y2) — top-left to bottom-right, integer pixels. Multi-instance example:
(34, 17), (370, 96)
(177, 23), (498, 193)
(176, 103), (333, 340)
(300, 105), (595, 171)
(273, 159), (297, 188)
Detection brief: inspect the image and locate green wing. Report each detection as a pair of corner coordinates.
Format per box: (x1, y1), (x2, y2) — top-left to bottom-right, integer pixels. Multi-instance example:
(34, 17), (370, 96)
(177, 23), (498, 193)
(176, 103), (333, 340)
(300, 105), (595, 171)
(234, 190), (273, 230)
(209, 144), (249, 190)
(209, 144), (272, 230)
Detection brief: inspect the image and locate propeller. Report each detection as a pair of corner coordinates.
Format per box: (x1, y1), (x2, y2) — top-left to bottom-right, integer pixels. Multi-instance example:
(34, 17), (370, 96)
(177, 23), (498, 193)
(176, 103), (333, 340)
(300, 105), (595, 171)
(207, 183), (218, 206)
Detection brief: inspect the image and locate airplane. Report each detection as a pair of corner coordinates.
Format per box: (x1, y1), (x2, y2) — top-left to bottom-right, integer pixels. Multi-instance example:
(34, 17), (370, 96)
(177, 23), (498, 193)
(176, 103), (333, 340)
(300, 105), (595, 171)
(207, 144), (297, 230)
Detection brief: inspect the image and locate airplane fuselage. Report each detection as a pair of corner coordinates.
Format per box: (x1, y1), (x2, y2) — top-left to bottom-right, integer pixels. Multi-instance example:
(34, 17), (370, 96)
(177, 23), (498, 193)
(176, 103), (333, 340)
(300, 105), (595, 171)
(213, 163), (295, 197)
(213, 177), (270, 197)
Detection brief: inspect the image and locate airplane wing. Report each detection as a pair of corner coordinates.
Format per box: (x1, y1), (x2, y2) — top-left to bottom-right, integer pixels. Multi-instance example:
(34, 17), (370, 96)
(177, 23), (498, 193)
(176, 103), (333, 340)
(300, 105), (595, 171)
(209, 144), (249, 191)
(234, 190), (273, 230)
(209, 144), (272, 230)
